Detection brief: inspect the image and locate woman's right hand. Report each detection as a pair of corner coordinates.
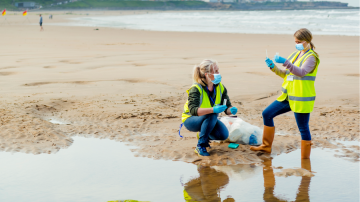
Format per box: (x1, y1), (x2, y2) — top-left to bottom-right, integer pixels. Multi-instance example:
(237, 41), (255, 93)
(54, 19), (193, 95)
(265, 57), (275, 69)
(213, 105), (227, 114)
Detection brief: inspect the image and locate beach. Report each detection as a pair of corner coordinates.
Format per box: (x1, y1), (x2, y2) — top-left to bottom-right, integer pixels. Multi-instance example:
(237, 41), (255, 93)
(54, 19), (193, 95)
(0, 11), (359, 167)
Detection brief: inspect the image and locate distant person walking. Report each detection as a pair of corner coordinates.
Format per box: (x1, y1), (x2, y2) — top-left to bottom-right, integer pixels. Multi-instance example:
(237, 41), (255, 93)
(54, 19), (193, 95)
(39, 14), (43, 31)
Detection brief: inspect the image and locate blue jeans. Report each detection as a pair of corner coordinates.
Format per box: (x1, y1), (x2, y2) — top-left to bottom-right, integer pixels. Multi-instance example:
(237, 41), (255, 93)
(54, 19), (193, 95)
(262, 100), (311, 140)
(184, 114), (229, 147)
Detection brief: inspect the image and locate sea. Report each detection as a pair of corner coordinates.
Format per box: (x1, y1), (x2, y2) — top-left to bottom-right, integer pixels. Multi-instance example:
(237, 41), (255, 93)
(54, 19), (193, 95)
(65, 9), (360, 36)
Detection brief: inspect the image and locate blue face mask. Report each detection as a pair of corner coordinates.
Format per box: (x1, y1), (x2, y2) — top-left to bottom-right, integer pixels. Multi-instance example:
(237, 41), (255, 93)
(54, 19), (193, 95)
(296, 43), (305, 51)
(211, 74), (222, 85)
(296, 41), (310, 51)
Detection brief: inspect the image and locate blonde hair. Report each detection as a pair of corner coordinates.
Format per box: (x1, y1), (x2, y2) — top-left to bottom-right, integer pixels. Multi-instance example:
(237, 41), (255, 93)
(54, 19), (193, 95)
(193, 59), (218, 85)
(294, 28), (319, 57)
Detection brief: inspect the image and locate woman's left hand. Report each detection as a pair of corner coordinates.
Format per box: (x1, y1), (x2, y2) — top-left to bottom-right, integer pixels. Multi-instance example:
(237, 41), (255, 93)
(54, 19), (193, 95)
(230, 107), (238, 115)
(274, 55), (287, 64)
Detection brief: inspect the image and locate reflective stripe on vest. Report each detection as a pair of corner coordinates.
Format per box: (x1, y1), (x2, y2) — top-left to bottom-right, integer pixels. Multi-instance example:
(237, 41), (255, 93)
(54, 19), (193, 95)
(289, 96), (316, 101)
(193, 83), (203, 107)
(281, 87), (287, 94)
(300, 52), (313, 66)
(288, 51), (298, 61)
(293, 76), (316, 81)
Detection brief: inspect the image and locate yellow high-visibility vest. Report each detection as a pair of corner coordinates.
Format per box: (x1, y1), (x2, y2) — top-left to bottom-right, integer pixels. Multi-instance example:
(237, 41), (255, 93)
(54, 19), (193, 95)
(182, 82), (224, 123)
(277, 49), (320, 113)
(183, 189), (195, 201)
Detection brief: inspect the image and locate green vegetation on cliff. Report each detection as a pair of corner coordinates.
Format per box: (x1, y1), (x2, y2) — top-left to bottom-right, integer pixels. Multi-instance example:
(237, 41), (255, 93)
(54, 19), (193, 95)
(0, 0), (209, 10)
(57, 0), (208, 9)
(0, 0), (351, 11)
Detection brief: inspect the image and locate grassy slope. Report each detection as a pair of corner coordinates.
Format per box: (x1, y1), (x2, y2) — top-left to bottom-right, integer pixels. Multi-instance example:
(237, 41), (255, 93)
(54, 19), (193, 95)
(57, 1), (164, 9)
(0, 0), (349, 10)
(0, 0), (55, 10)
(0, 0), (18, 10)
(55, 0), (208, 9)
(0, 0), (208, 10)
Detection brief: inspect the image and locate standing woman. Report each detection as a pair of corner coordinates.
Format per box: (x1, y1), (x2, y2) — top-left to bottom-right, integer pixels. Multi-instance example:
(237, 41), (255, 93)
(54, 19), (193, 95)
(250, 28), (320, 159)
(181, 59), (238, 156)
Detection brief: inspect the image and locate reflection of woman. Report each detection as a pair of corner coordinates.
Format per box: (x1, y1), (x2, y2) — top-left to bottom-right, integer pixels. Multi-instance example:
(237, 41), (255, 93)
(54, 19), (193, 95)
(262, 159), (312, 202)
(183, 166), (234, 202)
(181, 60), (238, 156)
(262, 159), (287, 202)
(183, 160), (312, 202)
(250, 28), (320, 159)
(295, 159), (312, 202)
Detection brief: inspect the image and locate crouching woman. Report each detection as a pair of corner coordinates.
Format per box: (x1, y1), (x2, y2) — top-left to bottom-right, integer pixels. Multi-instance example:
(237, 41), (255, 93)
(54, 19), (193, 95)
(181, 59), (238, 156)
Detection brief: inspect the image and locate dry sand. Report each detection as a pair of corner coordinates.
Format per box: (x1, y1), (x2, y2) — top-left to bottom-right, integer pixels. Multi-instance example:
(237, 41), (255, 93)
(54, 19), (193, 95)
(0, 11), (359, 165)
(274, 168), (314, 178)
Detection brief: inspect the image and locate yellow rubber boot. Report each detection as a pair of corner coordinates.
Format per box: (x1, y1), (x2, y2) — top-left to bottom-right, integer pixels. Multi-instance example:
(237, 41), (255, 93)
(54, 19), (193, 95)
(301, 140), (312, 159)
(250, 126), (275, 153)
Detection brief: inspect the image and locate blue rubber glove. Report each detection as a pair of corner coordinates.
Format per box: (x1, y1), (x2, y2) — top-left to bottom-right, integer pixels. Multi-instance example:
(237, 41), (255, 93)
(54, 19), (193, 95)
(213, 105), (227, 114)
(265, 57), (275, 69)
(274, 55), (287, 64)
(230, 107), (238, 115)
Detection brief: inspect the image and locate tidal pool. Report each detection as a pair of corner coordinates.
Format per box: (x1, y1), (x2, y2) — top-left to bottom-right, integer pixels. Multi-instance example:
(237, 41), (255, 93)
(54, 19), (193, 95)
(0, 137), (358, 202)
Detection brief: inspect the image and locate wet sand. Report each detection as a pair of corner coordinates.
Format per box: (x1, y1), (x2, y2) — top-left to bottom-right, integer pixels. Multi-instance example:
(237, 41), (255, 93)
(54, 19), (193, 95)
(0, 11), (359, 166)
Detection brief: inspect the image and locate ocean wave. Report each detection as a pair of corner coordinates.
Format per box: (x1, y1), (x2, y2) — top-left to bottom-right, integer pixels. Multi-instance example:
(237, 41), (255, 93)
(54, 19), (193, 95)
(69, 9), (359, 36)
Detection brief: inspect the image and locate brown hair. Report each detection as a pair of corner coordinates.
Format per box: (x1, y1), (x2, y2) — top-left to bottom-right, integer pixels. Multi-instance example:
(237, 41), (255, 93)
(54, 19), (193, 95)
(294, 28), (319, 57)
(193, 59), (217, 85)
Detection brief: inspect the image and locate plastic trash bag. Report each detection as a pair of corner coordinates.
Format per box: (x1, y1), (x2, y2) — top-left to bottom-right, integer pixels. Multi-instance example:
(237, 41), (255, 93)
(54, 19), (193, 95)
(220, 117), (263, 145)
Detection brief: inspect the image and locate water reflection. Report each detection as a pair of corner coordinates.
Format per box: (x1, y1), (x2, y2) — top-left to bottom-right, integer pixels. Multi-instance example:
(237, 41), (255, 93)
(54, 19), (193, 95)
(184, 166), (234, 202)
(184, 159), (313, 202)
(263, 159), (311, 202)
(295, 159), (312, 202)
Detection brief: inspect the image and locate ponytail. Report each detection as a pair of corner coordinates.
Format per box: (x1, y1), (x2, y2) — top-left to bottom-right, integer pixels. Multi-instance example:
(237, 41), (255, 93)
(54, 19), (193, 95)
(193, 65), (201, 80)
(192, 60), (217, 85)
(310, 42), (319, 57)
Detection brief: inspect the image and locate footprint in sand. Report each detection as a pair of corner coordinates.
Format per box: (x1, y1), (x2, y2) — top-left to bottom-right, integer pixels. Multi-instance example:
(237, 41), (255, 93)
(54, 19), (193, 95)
(59, 60), (82, 64)
(43, 66), (56, 69)
(345, 74), (360, 77)
(133, 63), (147, 66)
(0, 72), (16, 76)
(0, 66), (17, 70)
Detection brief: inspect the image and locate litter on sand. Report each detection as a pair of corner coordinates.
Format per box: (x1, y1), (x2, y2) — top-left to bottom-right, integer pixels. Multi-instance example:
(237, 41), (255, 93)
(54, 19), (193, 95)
(220, 117), (263, 145)
(228, 143), (240, 149)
